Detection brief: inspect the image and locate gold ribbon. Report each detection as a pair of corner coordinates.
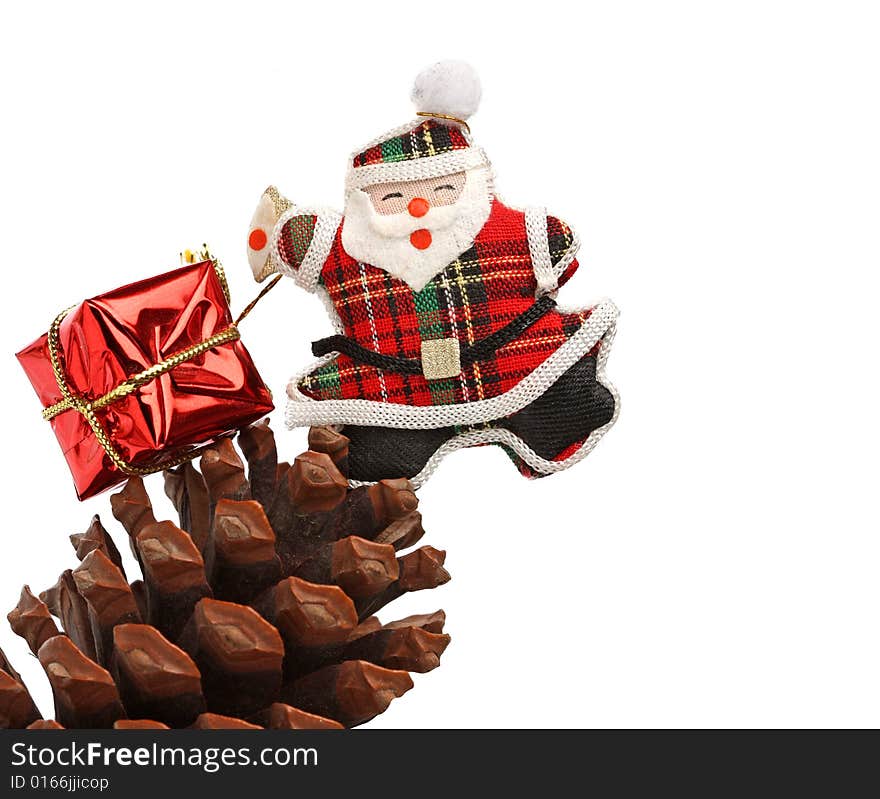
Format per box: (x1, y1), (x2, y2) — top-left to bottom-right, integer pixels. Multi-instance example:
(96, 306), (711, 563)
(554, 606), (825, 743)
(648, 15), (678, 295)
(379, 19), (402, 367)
(40, 259), (277, 477)
(415, 111), (471, 133)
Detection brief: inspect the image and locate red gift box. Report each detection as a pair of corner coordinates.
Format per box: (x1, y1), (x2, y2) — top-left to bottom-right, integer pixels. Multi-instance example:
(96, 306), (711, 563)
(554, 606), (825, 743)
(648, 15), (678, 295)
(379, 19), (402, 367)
(17, 260), (274, 500)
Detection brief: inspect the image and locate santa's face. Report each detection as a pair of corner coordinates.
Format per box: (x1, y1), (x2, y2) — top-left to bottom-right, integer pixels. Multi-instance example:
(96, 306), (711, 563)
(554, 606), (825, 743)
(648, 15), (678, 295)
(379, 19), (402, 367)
(341, 167), (493, 292)
(364, 172), (467, 217)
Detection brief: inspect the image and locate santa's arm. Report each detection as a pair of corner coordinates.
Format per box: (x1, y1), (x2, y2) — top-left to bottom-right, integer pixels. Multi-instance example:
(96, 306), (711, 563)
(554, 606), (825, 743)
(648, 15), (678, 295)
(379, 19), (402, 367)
(247, 186), (342, 292)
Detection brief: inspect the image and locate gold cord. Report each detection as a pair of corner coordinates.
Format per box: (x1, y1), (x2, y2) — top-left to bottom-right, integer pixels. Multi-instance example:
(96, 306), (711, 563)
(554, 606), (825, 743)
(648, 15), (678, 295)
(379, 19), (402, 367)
(415, 112), (470, 133)
(42, 324), (242, 423)
(235, 273), (282, 325)
(213, 258), (232, 304)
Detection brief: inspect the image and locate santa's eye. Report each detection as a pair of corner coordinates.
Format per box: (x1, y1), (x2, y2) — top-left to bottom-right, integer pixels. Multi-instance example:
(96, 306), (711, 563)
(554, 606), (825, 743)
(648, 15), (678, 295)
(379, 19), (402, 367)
(434, 184), (456, 192)
(382, 192), (403, 201)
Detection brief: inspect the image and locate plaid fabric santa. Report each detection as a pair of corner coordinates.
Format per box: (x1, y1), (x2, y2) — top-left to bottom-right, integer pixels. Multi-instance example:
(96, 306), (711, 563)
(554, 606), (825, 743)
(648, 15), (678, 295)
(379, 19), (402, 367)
(246, 62), (619, 486)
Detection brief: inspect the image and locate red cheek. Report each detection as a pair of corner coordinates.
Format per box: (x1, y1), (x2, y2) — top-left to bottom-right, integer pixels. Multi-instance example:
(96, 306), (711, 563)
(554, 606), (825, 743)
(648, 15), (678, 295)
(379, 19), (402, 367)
(410, 229), (432, 250)
(249, 228), (268, 251)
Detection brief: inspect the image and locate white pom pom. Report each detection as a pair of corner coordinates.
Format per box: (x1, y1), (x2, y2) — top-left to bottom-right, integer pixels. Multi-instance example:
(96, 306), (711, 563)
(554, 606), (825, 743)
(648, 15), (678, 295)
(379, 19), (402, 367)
(411, 60), (482, 123)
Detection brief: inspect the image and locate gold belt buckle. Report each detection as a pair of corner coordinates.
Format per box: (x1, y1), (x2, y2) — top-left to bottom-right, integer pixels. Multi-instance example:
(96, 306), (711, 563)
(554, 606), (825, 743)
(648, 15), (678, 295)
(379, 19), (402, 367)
(420, 337), (461, 380)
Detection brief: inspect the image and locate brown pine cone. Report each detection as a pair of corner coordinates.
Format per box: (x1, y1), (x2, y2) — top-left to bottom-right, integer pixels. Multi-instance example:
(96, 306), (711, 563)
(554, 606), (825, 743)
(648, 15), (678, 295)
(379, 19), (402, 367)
(1, 423), (450, 730)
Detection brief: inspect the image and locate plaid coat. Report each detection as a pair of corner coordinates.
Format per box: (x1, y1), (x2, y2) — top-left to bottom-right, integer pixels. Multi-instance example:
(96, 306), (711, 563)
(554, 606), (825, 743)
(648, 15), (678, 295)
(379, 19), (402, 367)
(277, 199), (603, 413)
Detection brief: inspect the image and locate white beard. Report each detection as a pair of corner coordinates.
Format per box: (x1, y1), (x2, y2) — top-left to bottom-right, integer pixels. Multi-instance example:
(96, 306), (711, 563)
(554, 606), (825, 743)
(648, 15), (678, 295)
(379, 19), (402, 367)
(341, 167), (493, 292)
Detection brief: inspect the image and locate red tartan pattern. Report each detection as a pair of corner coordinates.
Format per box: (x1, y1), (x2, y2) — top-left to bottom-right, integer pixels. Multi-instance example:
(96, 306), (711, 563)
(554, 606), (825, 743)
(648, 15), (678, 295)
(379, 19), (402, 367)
(547, 215), (578, 288)
(352, 120), (470, 167)
(298, 200), (587, 408)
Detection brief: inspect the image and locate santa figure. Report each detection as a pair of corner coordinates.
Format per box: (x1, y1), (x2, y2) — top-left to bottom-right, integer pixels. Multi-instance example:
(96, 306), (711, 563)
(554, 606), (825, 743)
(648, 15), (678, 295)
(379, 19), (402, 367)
(247, 61), (618, 486)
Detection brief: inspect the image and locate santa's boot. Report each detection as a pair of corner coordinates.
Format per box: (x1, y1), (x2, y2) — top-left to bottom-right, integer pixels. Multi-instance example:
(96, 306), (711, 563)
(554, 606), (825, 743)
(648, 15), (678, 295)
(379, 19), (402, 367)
(495, 353), (616, 477)
(341, 425), (457, 484)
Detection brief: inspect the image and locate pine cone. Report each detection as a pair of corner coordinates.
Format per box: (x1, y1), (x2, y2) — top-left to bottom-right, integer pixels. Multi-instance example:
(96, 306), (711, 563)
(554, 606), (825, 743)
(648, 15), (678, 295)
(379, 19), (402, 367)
(1, 423), (450, 730)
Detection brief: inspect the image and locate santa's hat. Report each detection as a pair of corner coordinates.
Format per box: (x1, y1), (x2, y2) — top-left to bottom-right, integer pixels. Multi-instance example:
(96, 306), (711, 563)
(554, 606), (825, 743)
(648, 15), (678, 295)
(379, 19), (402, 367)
(346, 61), (489, 191)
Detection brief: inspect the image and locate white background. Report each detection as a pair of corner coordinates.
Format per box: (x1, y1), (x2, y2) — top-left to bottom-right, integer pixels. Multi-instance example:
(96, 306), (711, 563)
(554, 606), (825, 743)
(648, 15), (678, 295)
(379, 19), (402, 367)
(0, 1), (877, 728)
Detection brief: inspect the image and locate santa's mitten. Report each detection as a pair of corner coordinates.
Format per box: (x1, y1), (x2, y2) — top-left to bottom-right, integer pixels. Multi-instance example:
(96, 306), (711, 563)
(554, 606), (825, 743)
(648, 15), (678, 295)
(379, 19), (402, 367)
(247, 186), (291, 282)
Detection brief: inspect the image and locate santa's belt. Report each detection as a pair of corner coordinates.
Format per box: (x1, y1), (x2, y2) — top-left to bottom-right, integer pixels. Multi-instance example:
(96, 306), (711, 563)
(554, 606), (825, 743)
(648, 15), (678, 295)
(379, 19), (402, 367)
(311, 295), (557, 381)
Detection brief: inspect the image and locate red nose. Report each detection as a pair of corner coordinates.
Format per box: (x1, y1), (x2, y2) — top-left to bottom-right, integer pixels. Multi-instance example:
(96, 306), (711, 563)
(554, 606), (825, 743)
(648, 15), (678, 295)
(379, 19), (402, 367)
(408, 197), (430, 217)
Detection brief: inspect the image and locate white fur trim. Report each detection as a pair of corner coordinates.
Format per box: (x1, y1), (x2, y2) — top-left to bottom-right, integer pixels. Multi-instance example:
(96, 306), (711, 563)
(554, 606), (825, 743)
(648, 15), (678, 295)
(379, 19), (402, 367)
(411, 61), (482, 121)
(525, 207), (556, 296)
(300, 210), (342, 292)
(347, 145), (490, 191)
(285, 299), (619, 429)
(524, 208), (582, 296)
(272, 207), (342, 293)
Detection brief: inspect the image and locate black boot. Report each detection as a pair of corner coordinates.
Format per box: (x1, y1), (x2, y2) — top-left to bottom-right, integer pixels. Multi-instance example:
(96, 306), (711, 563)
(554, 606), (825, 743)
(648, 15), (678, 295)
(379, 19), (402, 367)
(342, 424), (456, 483)
(498, 354), (615, 461)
